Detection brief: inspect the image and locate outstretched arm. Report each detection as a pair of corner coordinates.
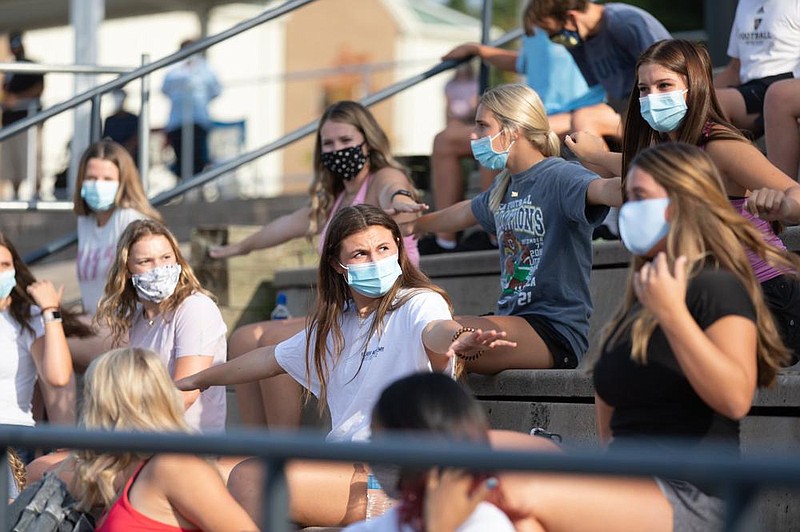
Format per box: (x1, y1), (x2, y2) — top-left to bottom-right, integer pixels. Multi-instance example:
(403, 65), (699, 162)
(175, 346), (285, 391)
(586, 177), (622, 207)
(422, 320), (516, 370)
(208, 206), (312, 259)
(406, 200), (478, 238)
(564, 132), (622, 178)
(443, 43), (519, 73)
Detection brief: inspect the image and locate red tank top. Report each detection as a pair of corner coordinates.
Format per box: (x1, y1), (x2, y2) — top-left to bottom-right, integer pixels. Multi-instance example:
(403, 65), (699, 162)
(96, 460), (198, 532)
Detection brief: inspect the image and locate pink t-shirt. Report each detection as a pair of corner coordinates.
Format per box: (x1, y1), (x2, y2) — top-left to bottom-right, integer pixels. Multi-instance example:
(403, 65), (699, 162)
(318, 174), (420, 266)
(129, 293), (227, 432)
(729, 197), (786, 283)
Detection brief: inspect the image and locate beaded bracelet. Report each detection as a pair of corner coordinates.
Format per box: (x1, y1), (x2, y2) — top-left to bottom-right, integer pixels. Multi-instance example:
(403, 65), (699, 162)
(451, 326), (484, 361)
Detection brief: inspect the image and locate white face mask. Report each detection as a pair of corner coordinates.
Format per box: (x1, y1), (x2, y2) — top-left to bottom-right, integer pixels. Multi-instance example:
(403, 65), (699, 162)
(130, 264), (182, 303)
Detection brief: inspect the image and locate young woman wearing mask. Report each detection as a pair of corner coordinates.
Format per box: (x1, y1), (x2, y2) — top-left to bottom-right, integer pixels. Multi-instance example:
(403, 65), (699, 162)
(401, 83), (622, 373)
(177, 205), (513, 527)
(566, 39), (800, 364)
(95, 219), (227, 433)
(207, 101), (427, 430)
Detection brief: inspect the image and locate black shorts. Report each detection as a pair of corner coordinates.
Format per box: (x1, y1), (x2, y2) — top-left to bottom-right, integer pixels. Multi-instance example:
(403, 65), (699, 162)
(521, 314), (579, 369)
(735, 72), (794, 115)
(761, 274), (800, 366)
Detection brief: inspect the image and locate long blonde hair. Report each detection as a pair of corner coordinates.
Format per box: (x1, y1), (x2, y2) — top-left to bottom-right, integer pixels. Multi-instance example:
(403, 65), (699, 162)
(72, 348), (189, 510)
(307, 205), (453, 413)
(308, 101), (409, 235)
(480, 84), (560, 211)
(604, 143), (797, 386)
(95, 219), (213, 346)
(73, 139), (162, 222)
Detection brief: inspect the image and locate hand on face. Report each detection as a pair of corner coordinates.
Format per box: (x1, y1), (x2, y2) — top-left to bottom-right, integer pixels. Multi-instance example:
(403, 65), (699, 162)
(424, 468), (498, 532)
(633, 253), (689, 321)
(26, 280), (63, 310)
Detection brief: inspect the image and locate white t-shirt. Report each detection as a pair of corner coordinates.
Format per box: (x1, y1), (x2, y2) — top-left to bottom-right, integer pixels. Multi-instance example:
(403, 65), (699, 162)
(727, 0), (800, 83)
(274, 289), (453, 442)
(129, 293), (227, 432)
(77, 208), (148, 314)
(0, 308), (44, 426)
(343, 502), (515, 532)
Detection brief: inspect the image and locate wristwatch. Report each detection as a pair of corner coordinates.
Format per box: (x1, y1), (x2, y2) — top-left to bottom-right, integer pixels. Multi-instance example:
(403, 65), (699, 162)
(42, 309), (63, 323)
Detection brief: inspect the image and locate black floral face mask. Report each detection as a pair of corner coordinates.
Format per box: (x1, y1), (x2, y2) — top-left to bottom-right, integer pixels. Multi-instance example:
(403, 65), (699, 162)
(320, 143), (367, 181)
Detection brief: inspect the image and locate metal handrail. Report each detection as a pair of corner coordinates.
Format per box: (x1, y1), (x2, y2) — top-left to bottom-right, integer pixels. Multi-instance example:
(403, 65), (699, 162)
(21, 28), (524, 264)
(0, 62), (132, 74)
(0, 0), (317, 143)
(0, 424), (797, 532)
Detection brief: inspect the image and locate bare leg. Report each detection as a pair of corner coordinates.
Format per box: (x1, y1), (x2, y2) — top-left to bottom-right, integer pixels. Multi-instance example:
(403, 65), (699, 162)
(227, 457), (368, 527)
(255, 319), (306, 429)
(715, 88), (761, 133)
(454, 315), (555, 373)
(570, 103), (622, 139)
(227, 321), (270, 426)
(764, 79), (800, 179)
(497, 472), (672, 532)
(431, 123), (473, 243)
(228, 318), (306, 428)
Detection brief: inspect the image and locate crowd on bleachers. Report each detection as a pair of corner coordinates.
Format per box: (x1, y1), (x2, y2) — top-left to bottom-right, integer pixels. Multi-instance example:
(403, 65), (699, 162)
(3, 0), (800, 530)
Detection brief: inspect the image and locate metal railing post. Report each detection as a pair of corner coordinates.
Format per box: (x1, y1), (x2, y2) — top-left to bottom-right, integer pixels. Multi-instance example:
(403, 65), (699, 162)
(139, 54), (151, 192)
(25, 102), (37, 199)
(479, 0), (493, 94)
(262, 458), (291, 532)
(90, 93), (102, 143)
(725, 483), (758, 532)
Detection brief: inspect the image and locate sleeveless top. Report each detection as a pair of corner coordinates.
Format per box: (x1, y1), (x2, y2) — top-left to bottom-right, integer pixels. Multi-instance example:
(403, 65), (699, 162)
(97, 460), (197, 532)
(318, 174), (420, 266)
(699, 121), (786, 283)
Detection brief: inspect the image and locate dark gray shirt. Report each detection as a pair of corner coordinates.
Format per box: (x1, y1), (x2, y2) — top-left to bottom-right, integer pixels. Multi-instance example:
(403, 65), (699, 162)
(471, 157), (608, 360)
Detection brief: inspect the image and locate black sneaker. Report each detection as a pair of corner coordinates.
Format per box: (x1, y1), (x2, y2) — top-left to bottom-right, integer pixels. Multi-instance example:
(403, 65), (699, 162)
(592, 223), (619, 241)
(418, 235), (456, 255)
(457, 230), (498, 252)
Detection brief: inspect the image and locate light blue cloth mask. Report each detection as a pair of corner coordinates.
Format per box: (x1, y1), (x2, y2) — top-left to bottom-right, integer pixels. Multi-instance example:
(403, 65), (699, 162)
(340, 254), (402, 298)
(639, 90), (688, 133)
(470, 132), (515, 170)
(0, 269), (16, 299)
(619, 198), (671, 256)
(81, 180), (119, 212)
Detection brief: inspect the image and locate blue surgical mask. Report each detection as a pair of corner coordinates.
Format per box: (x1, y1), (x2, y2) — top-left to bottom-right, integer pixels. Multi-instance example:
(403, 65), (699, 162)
(339, 254), (402, 298)
(81, 180), (119, 212)
(639, 90), (688, 133)
(618, 198), (670, 256)
(470, 132), (515, 170)
(131, 264), (182, 303)
(0, 269), (16, 300)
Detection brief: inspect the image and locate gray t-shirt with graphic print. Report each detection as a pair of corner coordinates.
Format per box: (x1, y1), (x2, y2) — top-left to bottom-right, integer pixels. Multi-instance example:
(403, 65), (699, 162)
(471, 157), (608, 361)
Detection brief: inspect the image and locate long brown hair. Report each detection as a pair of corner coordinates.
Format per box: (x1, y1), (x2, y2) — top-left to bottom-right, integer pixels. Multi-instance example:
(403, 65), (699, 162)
(0, 233), (92, 338)
(604, 143), (797, 386)
(73, 139), (162, 222)
(621, 40), (747, 182)
(94, 219), (213, 346)
(306, 205), (452, 412)
(307, 101), (409, 235)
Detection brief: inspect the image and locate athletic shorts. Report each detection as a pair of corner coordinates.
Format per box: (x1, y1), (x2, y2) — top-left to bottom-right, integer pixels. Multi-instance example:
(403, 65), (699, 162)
(655, 477), (725, 532)
(520, 314), (579, 369)
(761, 274), (800, 366)
(736, 72), (794, 115)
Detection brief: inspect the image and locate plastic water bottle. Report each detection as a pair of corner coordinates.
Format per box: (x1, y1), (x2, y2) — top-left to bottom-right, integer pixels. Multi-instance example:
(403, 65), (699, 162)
(365, 473), (394, 520)
(270, 292), (291, 320)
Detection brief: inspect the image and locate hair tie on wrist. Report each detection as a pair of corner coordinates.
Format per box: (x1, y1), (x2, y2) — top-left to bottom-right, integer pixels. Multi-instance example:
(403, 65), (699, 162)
(390, 189), (414, 202)
(451, 326), (483, 361)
